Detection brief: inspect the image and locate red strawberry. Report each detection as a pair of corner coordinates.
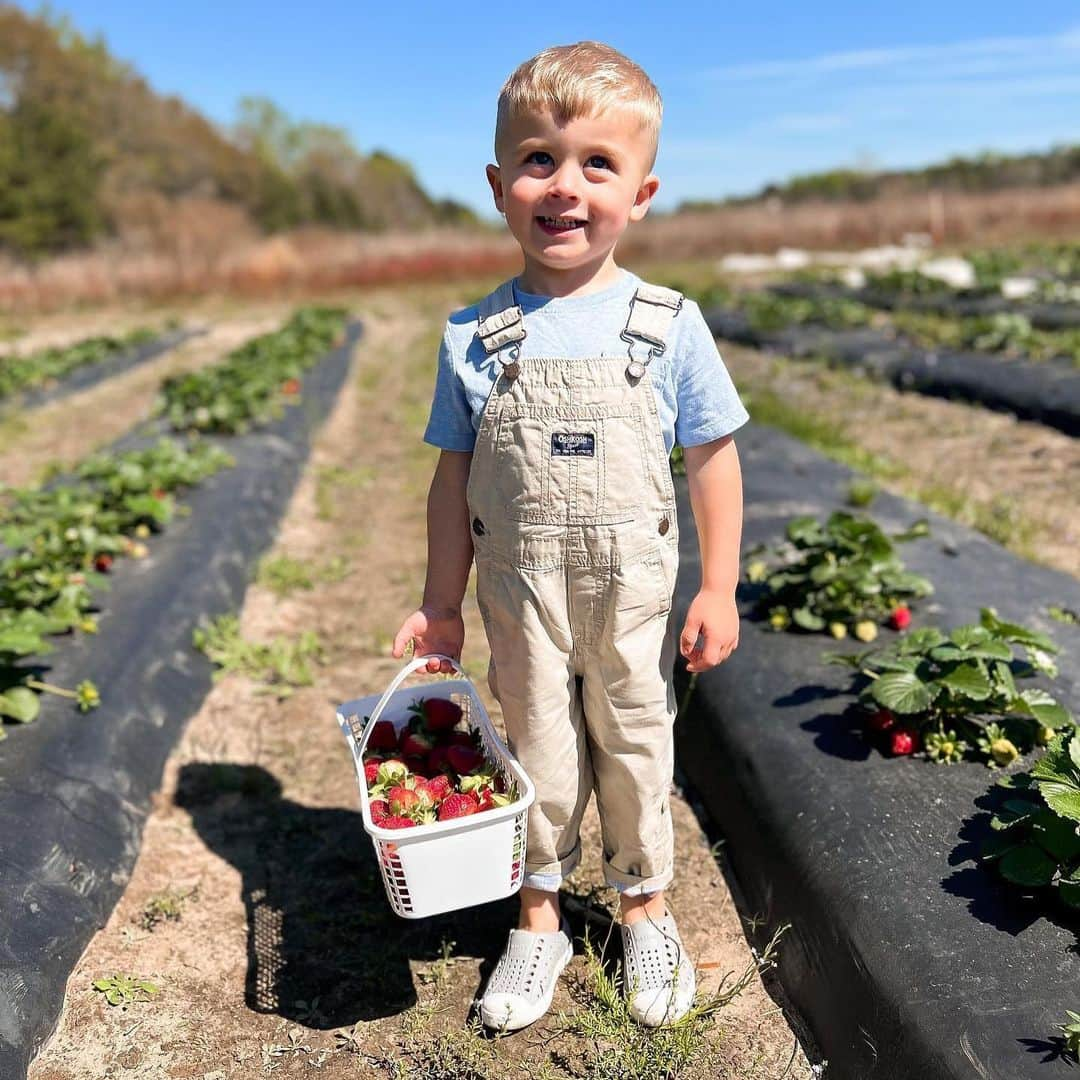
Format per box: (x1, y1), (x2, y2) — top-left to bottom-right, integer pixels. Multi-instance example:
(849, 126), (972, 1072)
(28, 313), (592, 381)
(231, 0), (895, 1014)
(415, 697), (463, 732)
(889, 606), (912, 631)
(888, 726), (919, 757)
(367, 720), (398, 751)
(388, 786), (421, 817)
(151, 488), (167, 500)
(865, 709), (896, 734)
(428, 745), (450, 773)
(400, 730), (435, 758)
(447, 731), (476, 748)
(422, 774), (454, 804)
(282, 377), (301, 395)
(447, 745), (486, 775)
(380, 815), (417, 829)
(438, 793), (478, 820)
(93, 553), (114, 573)
(369, 798), (390, 822)
(364, 761), (380, 786)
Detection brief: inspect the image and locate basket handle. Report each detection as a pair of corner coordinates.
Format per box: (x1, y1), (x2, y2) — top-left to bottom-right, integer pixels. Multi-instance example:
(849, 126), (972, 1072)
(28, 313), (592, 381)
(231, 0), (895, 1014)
(353, 653), (467, 757)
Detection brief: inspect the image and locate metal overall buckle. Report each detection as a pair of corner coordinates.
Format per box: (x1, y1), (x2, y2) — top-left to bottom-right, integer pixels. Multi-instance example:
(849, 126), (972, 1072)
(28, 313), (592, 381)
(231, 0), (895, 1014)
(501, 330), (526, 381)
(620, 329), (664, 381)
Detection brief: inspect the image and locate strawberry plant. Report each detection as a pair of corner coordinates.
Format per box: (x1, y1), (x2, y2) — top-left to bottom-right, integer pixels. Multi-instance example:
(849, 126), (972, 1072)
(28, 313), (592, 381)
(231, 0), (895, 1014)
(746, 511), (932, 637)
(0, 325), (160, 402)
(741, 291), (874, 333)
(829, 608), (1073, 766)
(158, 306), (347, 433)
(0, 440), (231, 618)
(893, 310), (1080, 366)
(979, 729), (1080, 909)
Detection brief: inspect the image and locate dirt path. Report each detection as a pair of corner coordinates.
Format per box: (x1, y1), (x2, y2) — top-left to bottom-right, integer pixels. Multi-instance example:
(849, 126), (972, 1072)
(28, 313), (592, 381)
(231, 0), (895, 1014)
(28, 281), (813, 1080)
(0, 305), (291, 488)
(719, 342), (1080, 579)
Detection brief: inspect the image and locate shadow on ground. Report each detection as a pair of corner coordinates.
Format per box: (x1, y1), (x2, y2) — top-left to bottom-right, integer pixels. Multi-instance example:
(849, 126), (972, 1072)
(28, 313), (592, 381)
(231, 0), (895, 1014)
(175, 762), (524, 1028)
(175, 762), (617, 1031)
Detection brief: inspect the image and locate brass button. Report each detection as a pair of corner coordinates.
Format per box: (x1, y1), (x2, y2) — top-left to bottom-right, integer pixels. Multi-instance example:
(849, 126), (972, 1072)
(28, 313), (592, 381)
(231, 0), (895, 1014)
(472, 517), (485, 536)
(658, 517), (670, 536)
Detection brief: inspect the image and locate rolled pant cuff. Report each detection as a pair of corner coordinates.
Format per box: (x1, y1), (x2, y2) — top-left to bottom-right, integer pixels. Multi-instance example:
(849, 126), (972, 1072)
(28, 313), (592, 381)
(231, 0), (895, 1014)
(521, 843), (582, 893)
(603, 862), (673, 897)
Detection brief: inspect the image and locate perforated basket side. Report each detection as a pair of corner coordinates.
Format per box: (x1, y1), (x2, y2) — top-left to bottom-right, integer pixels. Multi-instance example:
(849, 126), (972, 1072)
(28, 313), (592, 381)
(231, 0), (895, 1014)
(376, 837), (414, 917)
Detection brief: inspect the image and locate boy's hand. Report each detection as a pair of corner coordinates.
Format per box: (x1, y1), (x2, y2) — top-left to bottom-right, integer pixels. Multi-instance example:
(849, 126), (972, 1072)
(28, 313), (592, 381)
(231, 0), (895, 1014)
(679, 588), (739, 673)
(392, 605), (464, 674)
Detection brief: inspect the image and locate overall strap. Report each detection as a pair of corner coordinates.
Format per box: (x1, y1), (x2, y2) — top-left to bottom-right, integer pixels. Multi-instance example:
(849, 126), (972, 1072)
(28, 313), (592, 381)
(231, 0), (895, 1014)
(621, 284), (683, 379)
(476, 280), (526, 378)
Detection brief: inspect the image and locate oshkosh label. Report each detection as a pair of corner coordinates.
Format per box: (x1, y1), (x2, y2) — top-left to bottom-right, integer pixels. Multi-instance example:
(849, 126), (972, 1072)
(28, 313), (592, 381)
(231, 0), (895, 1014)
(551, 432), (596, 457)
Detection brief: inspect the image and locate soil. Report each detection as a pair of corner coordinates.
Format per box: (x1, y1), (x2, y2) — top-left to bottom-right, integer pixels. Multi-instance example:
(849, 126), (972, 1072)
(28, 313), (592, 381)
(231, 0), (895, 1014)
(719, 342), (1080, 579)
(26, 280), (814, 1080)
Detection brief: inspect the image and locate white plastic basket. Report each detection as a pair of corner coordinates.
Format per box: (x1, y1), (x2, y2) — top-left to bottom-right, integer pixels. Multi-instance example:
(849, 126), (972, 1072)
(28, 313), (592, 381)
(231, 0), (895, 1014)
(336, 654), (535, 919)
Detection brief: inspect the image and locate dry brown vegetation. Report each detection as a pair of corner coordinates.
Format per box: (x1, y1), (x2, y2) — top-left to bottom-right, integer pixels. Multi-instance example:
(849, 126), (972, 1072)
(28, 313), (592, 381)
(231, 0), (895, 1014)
(5, 183), (1080, 315)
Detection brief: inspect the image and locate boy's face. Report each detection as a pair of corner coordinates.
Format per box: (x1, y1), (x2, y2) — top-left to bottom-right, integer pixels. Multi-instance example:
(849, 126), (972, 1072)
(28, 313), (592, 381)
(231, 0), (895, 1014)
(486, 106), (659, 281)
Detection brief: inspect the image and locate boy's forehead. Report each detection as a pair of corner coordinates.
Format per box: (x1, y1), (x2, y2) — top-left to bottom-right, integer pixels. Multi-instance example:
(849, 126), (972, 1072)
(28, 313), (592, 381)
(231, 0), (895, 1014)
(499, 106), (650, 154)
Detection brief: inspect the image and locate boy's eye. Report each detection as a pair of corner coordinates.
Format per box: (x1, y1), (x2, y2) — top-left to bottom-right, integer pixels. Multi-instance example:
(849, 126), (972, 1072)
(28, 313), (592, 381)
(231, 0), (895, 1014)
(586, 155), (612, 170)
(525, 151), (553, 165)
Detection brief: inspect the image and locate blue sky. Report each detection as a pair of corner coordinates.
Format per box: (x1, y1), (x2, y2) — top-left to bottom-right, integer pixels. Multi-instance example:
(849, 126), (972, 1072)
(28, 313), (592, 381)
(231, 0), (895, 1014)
(43, 1), (1080, 221)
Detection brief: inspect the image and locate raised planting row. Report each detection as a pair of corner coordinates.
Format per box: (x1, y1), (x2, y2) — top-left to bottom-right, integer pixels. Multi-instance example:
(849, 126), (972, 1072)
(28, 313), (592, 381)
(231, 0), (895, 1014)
(696, 299), (1080, 437)
(0, 311), (361, 1079)
(774, 279), (1080, 334)
(671, 420), (1080, 1079)
(0, 324), (200, 410)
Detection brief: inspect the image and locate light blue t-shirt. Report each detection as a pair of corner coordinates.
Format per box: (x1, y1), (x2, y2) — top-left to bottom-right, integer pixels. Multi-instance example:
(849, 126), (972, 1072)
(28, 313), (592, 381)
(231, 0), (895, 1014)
(422, 267), (749, 455)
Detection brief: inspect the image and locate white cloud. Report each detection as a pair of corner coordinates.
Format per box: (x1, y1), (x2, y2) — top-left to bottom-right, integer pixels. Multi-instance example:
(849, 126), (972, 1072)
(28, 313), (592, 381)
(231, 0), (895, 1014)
(701, 27), (1080, 84)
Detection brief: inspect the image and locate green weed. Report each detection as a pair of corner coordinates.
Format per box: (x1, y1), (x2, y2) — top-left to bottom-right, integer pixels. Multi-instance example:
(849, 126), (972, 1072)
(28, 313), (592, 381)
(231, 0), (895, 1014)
(193, 614), (325, 696)
(92, 973), (160, 1006)
(256, 552), (349, 596)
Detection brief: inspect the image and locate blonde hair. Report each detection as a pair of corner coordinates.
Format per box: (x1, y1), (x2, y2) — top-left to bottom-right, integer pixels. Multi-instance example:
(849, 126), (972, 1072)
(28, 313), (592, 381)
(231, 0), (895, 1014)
(495, 42), (662, 172)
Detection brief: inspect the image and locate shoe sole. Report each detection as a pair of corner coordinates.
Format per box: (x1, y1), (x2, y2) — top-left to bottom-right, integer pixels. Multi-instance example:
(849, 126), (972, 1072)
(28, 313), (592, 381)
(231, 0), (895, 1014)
(479, 939), (573, 1032)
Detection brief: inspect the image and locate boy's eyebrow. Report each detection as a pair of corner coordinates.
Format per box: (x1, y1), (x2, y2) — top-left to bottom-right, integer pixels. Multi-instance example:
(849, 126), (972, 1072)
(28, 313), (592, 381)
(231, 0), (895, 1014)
(515, 137), (627, 160)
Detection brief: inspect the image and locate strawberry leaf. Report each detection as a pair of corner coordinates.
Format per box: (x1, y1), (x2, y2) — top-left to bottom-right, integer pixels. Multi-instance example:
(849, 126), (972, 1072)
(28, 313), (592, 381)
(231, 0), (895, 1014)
(869, 671), (940, 714)
(938, 662), (993, 701)
(0, 687), (40, 723)
(998, 845), (1057, 887)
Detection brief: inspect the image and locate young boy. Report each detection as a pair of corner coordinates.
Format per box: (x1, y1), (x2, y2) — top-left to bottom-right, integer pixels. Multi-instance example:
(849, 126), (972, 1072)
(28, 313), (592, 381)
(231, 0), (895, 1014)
(392, 41), (747, 1031)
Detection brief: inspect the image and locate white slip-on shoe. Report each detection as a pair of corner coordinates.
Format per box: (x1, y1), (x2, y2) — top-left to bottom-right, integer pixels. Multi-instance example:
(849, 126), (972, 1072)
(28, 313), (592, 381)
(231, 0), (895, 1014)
(620, 910), (697, 1027)
(479, 918), (574, 1032)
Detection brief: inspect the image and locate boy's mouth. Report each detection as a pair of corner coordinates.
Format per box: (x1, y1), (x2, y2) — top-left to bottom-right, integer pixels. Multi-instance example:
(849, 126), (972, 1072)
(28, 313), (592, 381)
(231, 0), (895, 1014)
(536, 215), (586, 235)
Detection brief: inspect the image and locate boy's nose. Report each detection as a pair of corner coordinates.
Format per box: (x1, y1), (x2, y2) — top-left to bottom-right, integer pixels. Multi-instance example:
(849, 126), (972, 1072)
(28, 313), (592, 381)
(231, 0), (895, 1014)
(546, 164), (582, 201)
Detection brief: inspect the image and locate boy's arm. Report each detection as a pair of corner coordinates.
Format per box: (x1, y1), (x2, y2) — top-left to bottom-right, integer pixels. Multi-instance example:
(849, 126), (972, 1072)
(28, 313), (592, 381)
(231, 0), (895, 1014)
(392, 449), (473, 673)
(679, 434), (743, 672)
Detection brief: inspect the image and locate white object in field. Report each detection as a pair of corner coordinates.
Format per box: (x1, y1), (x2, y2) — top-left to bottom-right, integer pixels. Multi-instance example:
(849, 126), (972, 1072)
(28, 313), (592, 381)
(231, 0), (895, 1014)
(775, 247), (811, 270)
(840, 267), (866, 289)
(1001, 276), (1038, 300)
(337, 654), (535, 920)
(919, 256), (975, 290)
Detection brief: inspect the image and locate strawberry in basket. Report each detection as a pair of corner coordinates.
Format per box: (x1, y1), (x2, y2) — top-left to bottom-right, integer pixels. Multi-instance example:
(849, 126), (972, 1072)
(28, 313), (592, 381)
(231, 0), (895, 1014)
(408, 696), (463, 734)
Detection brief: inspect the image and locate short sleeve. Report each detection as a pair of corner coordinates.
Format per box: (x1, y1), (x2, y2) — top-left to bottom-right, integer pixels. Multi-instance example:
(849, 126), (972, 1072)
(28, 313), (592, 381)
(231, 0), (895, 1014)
(671, 299), (750, 448)
(422, 324), (477, 452)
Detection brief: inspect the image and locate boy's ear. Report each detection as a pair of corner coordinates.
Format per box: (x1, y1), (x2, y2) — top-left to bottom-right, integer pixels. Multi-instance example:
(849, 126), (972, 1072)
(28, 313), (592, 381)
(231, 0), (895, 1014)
(628, 173), (660, 223)
(485, 164), (504, 214)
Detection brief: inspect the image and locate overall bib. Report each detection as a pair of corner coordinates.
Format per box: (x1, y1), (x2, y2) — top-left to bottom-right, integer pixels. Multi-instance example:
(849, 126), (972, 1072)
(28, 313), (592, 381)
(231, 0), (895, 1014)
(466, 279), (684, 897)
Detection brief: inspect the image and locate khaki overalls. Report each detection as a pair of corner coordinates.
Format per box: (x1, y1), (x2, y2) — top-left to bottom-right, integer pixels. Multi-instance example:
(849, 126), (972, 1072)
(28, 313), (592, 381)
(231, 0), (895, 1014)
(466, 279), (684, 896)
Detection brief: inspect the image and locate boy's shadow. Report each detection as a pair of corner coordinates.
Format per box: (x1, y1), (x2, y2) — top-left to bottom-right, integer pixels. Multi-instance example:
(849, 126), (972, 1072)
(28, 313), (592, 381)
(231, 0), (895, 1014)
(175, 762), (525, 1028)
